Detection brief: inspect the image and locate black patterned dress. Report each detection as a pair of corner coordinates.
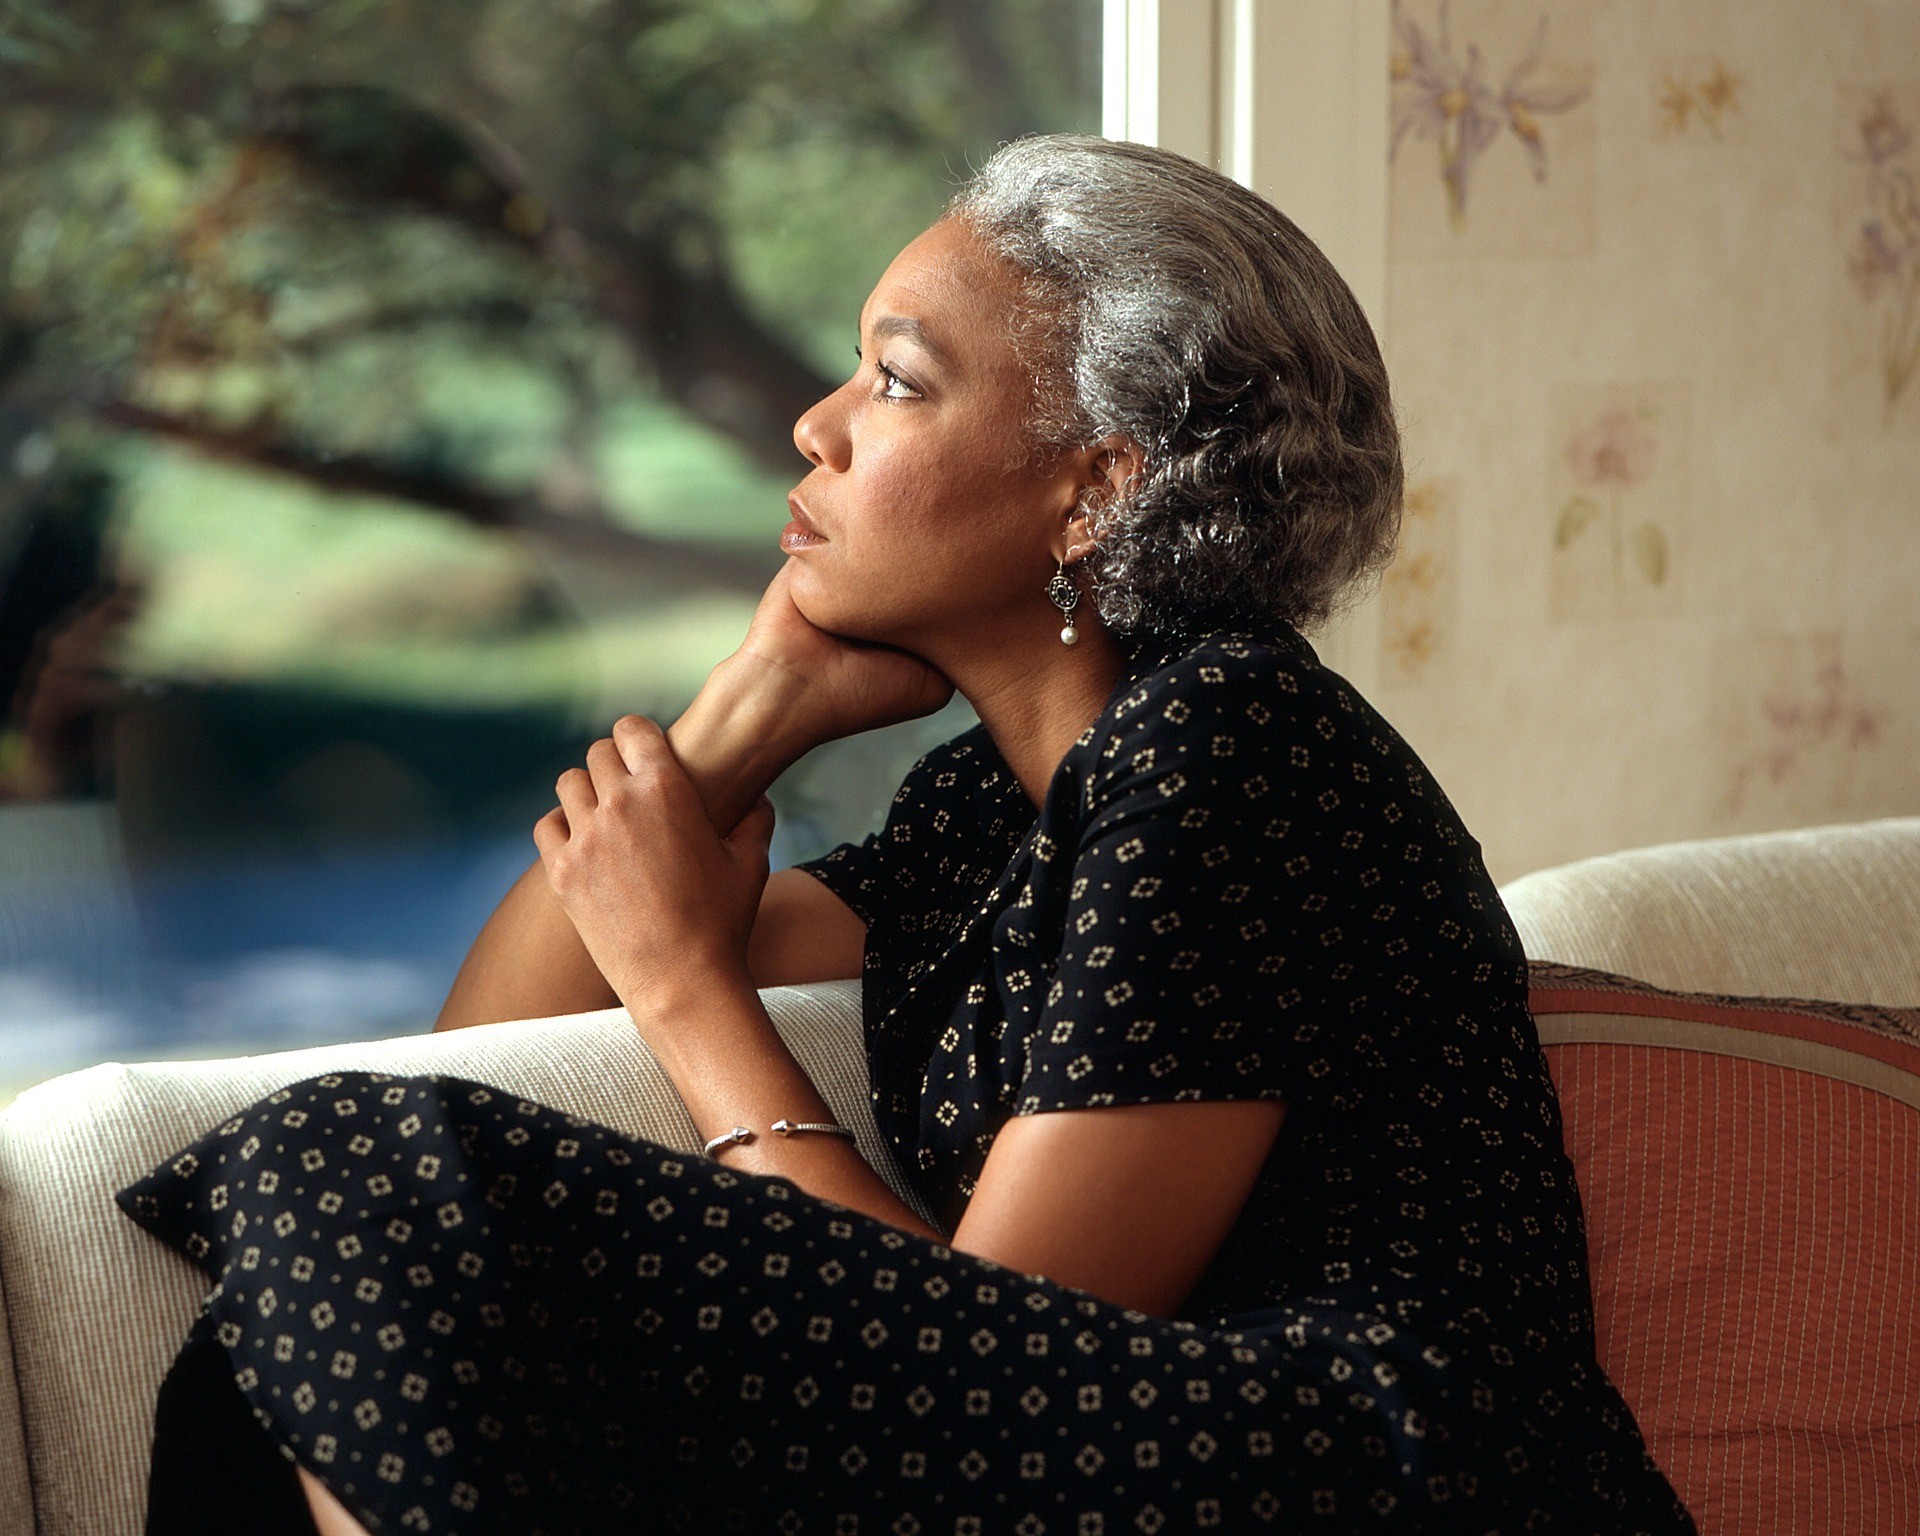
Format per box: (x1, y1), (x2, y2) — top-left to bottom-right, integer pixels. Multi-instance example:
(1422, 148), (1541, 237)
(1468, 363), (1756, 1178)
(118, 620), (1697, 1535)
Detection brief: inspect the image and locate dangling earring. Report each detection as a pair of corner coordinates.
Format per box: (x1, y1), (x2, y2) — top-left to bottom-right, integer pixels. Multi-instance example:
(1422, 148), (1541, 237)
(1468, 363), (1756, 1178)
(1046, 555), (1081, 646)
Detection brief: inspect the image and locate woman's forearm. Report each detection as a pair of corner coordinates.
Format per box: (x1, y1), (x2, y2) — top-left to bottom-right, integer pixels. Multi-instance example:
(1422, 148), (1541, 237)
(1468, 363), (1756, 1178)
(432, 657), (816, 1032)
(666, 652), (819, 833)
(431, 856), (617, 1031)
(636, 968), (946, 1242)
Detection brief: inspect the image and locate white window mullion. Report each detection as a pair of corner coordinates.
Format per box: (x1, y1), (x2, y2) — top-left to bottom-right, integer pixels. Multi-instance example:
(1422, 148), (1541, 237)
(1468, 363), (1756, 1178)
(1103, 0), (1220, 166)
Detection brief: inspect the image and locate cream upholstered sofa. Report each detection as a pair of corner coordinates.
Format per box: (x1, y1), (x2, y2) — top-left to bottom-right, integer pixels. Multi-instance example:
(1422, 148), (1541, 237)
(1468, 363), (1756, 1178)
(1, 816), (1916, 1536)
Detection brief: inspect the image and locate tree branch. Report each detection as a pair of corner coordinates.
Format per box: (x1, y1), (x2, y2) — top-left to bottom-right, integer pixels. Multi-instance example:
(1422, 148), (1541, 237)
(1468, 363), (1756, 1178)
(252, 83), (833, 477)
(93, 399), (779, 594)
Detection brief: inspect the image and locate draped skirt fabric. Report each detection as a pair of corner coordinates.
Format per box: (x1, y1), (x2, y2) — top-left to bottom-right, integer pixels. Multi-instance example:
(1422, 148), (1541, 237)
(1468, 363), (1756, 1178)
(117, 1071), (1687, 1535)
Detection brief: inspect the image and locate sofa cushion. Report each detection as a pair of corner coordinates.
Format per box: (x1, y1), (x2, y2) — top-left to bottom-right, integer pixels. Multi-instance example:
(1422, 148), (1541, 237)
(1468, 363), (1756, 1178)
(0, 979), (883, 1536)
(1501, 816), (1920, 1004)
(1531, 961), (1920, 1536)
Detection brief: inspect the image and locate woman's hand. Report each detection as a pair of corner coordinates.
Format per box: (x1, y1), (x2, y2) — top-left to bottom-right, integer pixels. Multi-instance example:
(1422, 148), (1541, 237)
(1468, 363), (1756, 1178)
(532, 714), (776, 1016)
(724, 560), (955, 750)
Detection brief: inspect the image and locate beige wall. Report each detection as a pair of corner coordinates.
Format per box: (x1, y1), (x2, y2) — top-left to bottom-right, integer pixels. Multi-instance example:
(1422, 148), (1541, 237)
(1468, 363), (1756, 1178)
(1355, 0), (1920, 883)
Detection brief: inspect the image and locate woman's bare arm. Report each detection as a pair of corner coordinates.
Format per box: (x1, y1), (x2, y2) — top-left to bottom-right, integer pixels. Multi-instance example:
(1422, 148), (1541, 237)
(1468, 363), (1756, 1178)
(645, 954), (1287, 1310)
(291, 1100), (1279, 1536)
(436, 554), (950, 1029)
(433, 655), (816, 1032)
(950, 1100), (1289, 1317)
(746, 865), (868, 986)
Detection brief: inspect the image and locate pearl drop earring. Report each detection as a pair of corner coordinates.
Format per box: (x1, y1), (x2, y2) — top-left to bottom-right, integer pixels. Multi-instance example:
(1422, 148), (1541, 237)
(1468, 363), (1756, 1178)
(1046, 555), (1081, 646)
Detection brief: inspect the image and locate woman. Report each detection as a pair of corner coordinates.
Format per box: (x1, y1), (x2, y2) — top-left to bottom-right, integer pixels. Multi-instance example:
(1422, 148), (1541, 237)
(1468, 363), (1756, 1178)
(119, 134), (1696, 1534)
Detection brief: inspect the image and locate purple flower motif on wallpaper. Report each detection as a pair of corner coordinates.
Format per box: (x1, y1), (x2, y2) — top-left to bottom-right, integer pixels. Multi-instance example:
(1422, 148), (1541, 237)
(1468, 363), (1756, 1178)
(1842, 89), (1920, 418)
(1390, 0), (1589, 230)
(1727, 654), (1885, 813)
(1554, 405), (1669, 592)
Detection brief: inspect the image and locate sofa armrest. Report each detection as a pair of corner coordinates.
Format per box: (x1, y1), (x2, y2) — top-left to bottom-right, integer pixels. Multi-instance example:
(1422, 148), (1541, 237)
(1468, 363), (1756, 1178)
(0, 978), (894, 1536)
(0, 1246), (29, 1536)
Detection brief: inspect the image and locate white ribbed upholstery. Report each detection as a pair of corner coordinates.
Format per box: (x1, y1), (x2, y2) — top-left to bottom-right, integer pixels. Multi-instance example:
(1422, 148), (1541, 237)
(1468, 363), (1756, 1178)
(0, 980), (882, 1536)
(0, 1247), (29, 1536)
(1498, 817), (1920, 1006)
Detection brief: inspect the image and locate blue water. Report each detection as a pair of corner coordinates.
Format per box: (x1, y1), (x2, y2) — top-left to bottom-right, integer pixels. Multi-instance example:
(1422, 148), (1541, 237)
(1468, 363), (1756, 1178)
(0, 809), (827, 1095)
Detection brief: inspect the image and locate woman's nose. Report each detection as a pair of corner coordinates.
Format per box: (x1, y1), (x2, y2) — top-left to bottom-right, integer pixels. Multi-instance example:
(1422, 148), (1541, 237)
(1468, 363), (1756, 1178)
(792, 386), (851, 472)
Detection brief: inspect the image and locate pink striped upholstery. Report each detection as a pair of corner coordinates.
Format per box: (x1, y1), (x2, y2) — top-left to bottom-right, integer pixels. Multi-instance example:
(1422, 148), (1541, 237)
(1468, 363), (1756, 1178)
(1530, 963), (1920, 1534)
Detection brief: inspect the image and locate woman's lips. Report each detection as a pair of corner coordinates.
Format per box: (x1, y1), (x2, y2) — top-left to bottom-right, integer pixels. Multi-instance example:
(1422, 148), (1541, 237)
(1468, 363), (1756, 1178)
(782, 496), (827, 551)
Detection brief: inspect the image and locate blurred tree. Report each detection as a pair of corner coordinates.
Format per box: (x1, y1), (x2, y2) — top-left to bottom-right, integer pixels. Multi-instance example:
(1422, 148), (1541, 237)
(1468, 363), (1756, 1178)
(0, 0), (1099, 587)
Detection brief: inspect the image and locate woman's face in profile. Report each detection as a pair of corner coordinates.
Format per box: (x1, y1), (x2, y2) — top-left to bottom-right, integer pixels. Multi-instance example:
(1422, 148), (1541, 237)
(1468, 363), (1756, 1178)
(787, 217), (1082, 649)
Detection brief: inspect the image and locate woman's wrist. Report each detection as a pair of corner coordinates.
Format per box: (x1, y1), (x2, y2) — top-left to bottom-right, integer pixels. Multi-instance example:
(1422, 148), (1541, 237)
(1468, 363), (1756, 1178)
(666, 655), (818, 832)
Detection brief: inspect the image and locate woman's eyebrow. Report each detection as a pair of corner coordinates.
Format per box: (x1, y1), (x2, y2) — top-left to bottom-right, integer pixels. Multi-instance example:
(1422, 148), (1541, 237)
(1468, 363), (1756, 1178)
(867, 314), (951, 368)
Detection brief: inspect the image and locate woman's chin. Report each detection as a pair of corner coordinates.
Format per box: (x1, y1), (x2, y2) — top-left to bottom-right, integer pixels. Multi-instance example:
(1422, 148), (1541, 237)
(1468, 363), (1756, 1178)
(791, 586), (908, 652)
(783, 565), (854, 634)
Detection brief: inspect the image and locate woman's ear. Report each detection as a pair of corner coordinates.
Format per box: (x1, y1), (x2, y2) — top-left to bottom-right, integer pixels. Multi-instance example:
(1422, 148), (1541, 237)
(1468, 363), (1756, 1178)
(1063, 435), (1146, 561)
(1092, 434), (1147, 501)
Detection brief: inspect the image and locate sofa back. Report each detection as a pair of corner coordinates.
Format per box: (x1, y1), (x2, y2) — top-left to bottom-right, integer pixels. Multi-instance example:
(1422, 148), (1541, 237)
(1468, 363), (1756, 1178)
(2, 818), (1914, 1534)
(1500, 815), (1920, 1005)
(1501, 817), (1920, 1536)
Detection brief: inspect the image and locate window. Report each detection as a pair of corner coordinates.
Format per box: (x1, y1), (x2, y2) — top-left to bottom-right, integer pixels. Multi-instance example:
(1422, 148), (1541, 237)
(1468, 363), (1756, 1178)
(0, 0), (1104, 1101)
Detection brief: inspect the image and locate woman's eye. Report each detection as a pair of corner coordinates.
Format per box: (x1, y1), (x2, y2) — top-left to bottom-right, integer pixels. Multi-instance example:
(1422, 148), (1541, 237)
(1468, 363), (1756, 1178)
(875, 361), (919, 401)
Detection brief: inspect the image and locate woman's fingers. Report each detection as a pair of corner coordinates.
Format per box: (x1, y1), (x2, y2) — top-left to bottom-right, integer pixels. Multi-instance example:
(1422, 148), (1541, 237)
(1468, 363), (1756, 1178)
(567, 721), (662, 823)
(584, 735), (628, 802)
(542, 716), (708, 866)
(553, 764), (596, 832)
(530, 804), (566, 860)
(611, 715), (694, 808)
(610, 712), (667, 776)
(725, 793), (777, 850)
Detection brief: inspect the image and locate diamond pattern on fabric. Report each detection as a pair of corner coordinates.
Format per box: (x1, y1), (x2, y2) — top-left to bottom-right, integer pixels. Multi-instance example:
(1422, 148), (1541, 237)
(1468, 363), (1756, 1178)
(117, 621), (1697, 1534)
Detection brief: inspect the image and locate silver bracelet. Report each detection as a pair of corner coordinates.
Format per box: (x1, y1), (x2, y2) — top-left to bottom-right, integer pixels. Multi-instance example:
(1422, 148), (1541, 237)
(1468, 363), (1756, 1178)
(703, 1119), (857, 1158)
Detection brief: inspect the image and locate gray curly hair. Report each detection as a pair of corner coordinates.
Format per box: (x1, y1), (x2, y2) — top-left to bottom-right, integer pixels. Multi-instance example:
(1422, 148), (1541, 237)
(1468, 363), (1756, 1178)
(944, 134), (1404, 640)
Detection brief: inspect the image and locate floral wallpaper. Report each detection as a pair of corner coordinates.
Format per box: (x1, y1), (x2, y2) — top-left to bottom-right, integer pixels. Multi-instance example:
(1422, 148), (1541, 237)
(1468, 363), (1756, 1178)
(1369, 0), (1920, 883)
(1547, 382), (1688, 624)
(1713, 631), (1895, 818)
(1653, 57), (1748, 144)
(1388, 0), (1595, 258)
(1379, 474), (1460, 685)
(1390, 0), (1591, 232)
(1835, 83), (1920, 430)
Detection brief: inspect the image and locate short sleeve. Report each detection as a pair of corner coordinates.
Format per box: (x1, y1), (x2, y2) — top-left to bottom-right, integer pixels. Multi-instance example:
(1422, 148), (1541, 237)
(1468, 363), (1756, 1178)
(789, 829), (892, 929)
(786, 723), (1025, 935)
(1012, 646), (1383, 1116)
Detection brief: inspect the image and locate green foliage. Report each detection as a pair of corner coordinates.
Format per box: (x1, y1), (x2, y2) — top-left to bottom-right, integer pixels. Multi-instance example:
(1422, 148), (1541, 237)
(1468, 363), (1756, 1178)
(0, 0), (85, 65)
(0, 0), (1099, 719)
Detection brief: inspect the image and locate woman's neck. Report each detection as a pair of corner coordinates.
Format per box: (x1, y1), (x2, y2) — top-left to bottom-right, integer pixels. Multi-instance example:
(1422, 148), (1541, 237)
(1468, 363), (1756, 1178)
(938, 621), (1133, 813)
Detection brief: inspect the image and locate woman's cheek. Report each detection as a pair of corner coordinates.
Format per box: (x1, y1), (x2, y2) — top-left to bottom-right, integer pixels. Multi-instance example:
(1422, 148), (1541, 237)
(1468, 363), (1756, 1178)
(859, 457), (945, 536)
